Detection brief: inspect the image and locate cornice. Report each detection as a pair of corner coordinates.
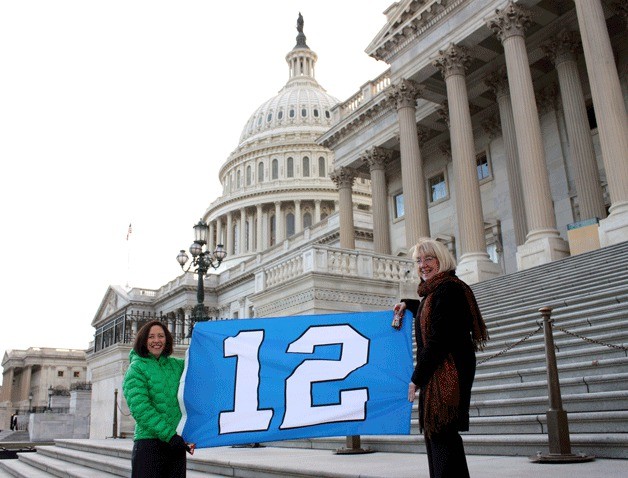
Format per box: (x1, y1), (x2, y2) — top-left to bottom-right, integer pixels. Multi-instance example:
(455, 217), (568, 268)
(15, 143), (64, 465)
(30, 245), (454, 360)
(369, 0), (467, 63)
(319, 94), (395, 149)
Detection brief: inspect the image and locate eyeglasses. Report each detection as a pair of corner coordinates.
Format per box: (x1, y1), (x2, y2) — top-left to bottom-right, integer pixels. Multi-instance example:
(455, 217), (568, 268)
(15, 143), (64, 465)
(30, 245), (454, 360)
(416, 255), (436, 265)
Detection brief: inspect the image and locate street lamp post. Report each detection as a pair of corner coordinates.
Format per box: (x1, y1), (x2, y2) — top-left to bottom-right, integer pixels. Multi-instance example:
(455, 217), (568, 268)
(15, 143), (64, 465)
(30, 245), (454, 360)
(176, 219), (227, 322)
(47, 386), (53, 411)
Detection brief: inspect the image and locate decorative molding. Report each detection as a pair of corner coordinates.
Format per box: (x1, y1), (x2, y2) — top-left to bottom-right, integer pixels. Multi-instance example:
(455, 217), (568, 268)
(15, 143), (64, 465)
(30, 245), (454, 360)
(363, 146), (393, 172)
(388, 78), (424, 110)
(432, 43), (471, 79)
(330, 167), (357, 189)
(486, 2), (533, 42)
(542, 30), (580, 66)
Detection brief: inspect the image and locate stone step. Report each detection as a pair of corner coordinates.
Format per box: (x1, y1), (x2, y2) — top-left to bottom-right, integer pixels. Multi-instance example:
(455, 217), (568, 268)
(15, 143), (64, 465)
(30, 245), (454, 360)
(32, 445), (129, 477)
(0, 458), (55, 478)
(475, 356), (628, 386)
(475, 342), (628, 374)
(470, 390), (628, 417)
(470, 242), (628, 297)
(25, 445), (220, 478)
(460, 410), (628, 435)
(474, 267), (628, 303)
(472, 372), (628, 401)
(483, 292), (628, 337)
(477, 274), (628, 317)
(268, 432), (628, 458)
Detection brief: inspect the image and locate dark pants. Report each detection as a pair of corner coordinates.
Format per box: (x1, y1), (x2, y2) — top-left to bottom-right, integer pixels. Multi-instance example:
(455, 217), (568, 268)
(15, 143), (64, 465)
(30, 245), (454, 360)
(131, 439), (186, 478)
(424, 426), (470, 478)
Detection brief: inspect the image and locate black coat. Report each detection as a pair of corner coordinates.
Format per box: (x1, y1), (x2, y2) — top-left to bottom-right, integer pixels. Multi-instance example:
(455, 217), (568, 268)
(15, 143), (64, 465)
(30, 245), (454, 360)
(404, 280), (477, 432)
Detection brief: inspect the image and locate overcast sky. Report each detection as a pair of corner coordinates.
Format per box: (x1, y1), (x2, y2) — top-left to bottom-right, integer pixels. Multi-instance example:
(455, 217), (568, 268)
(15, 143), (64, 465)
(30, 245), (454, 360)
(0, 1), (392, 373)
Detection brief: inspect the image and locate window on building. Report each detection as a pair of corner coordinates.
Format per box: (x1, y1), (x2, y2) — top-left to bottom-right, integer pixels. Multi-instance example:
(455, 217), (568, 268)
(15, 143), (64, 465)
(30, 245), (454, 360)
(476, 152), (490, 181)
(58, 371), (64, 377)
(302, 157), (310, 177)
(301, 108), (307, 117)
(428, 172), (448, 203)
(313, 108), (319, 117)
(318, 157), (326, 177)
(272, 159), (278, 180)
(278, 110), (283, 120)
(246, 165), (252, 185)
(286, 212), (295, 237)
(258, 162), (264, 183)
(325, 110), (331, 119)
(237, 170), (242, 188)
(586, 101), (597, 129)
(303, 212), (312, 228)
(74, 371), (80, 378)
(393, 193), (404, 219)
(287, 157), (294, 178)
(267, 113), (272, 122)
(289, 108), (295, 118)
(270, 215), (276, 246)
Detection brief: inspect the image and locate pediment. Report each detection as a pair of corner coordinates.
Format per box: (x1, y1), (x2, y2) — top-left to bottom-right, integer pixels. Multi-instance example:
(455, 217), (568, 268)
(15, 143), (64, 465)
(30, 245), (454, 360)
(366, 0), (450, 62)
(91, 285), (130, 327)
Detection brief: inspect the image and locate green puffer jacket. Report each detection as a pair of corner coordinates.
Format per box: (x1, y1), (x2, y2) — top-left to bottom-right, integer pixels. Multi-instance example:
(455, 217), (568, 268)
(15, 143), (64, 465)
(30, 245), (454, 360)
(122, 349), (185, 442)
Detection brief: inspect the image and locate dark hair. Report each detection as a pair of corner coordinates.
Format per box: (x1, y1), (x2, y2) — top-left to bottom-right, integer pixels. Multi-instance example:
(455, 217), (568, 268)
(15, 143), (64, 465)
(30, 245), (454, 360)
(133, 320), (174, 358)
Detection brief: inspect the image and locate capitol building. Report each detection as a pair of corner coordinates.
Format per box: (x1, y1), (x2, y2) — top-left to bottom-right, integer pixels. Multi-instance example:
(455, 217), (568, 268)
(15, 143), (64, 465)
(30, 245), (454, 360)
(81, 0), (626, 439)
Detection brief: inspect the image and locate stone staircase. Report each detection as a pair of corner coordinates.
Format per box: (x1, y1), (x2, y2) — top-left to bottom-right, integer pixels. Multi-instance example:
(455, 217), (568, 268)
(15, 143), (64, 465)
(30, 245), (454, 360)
(1, 241), (626, 476)
(269, 240), (628, 458)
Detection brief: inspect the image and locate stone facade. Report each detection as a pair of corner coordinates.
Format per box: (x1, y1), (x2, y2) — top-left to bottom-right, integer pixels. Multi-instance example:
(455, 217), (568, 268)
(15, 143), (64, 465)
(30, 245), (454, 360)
(87, 4), (627, 438)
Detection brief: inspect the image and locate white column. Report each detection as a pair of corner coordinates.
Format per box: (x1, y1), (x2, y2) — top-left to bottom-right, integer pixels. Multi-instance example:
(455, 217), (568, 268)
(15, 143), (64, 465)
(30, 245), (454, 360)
(226, 212), (234, 256)
(275, 202), (284, 243)
(543, 30), (606, 221)
(365, 147), (392, 255)
(240, 208), (247, 254)
(330, 167), (356, 249)
(314, 200), (321, 224)
(208, 221), (216, 252)
(574, 0), (628, 246)
(434, 44), (501, 283)
(388, 79), (430, 249)
(487, 2), (569, 269)
(216, 217), (223, 247)
(295, 200), (302, 234)
(256, 204), (263, 252)
(485, 69), (528, 246)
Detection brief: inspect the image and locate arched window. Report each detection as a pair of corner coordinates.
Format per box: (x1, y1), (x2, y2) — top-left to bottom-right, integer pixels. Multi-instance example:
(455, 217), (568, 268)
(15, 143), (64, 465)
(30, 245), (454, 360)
(246, 165), (252, 185)
(302, 156), (310, 177)
(286, 212), (295, 237)
(258, 162), (264, 183)
(236, 170), (241, 189)
(287, 157), (294, 178)
(303, 212), (312, 229)
(271, 159), (279, 180)
(318, 157), (326, 177)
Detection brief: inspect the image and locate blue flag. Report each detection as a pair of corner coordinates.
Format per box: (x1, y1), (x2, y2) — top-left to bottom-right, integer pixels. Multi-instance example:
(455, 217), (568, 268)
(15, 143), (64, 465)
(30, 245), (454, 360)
(177, 310), (413, 448)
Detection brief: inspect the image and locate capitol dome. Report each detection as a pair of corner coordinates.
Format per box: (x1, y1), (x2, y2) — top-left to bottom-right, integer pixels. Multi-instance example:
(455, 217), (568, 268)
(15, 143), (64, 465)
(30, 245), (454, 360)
(238, 20), (339, 147)
(205, 14), (372, 261)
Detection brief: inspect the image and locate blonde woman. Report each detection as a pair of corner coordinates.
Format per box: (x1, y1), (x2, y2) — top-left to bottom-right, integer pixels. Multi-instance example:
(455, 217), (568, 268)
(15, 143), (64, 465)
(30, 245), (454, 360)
(394, 238), (488, 478)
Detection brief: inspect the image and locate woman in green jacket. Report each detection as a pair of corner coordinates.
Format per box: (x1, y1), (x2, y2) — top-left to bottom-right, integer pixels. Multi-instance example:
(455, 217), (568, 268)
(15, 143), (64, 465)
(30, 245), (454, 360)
(123, 320), (191, 478)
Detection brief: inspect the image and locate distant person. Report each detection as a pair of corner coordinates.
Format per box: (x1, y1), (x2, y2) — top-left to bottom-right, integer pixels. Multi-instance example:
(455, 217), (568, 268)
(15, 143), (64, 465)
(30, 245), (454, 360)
(393, 238), (488, 478)
(123, 320), (193, 478)
(10, 413), (17, 431)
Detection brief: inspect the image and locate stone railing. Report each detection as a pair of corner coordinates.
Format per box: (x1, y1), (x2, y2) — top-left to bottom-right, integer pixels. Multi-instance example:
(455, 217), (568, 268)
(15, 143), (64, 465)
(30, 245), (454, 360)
(334, 69), (391, 122)
(257, 244), (416, 292)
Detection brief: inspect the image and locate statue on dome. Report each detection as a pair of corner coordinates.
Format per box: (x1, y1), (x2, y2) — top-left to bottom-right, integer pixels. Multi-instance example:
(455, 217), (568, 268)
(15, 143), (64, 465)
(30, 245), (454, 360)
(295, 13), (308, 48)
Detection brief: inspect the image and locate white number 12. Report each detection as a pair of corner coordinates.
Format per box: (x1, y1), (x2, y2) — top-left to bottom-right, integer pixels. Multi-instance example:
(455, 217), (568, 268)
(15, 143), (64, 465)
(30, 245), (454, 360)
(218, 324), (370, 434)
